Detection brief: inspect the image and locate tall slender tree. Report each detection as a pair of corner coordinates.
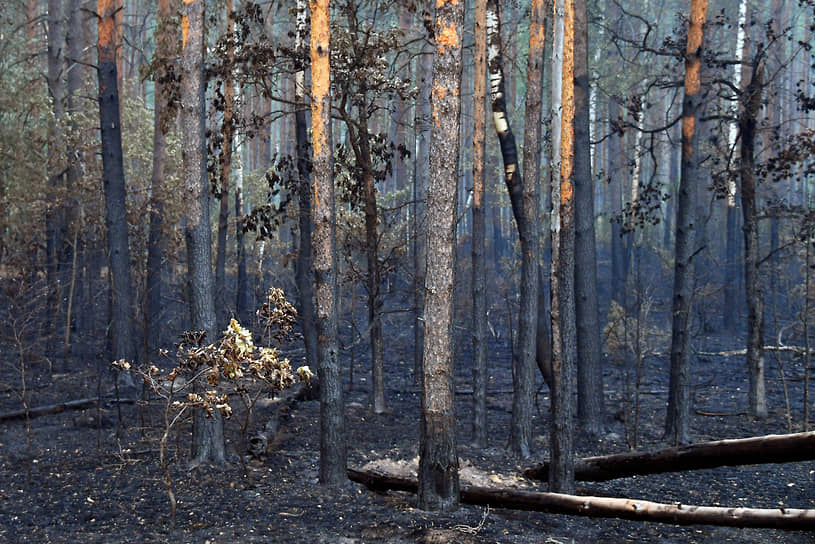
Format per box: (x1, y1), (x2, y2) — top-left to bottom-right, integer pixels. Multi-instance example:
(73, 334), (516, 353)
(740, 57), (767, 419)
(214, 0), (236, 330)
(180, 0), (225, 466)
(147, 0), (177, 357)
(98, 0), (138, 374)
(665, 0), (708, 445)
(471, 0), (488, 449)
(486, 0), (537, 460)
(573, 0), (603, 435)
(549, 0), (576, 495)
(294, 0), (318, 377)
(418, 0), (464, 512)
(310, 0), (346, 487)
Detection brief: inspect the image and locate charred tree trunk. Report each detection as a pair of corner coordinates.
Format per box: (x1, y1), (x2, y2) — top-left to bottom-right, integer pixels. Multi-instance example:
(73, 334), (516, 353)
(573, 0), (603, 435)
(349, 467), (815, 529)
(741, 58), (767, 418)
(524, 430), (815, 482)
(98, 0), (137, 374)
(486, 0), (537, 460)
(471, 0), (488, 449)
(413, 7), (432, 385)
(180, 0), (225, 466)
(418, 0), (464, 512)
(310, 0), (346, 487)
(665, 0), (708, 445)
(550, 0), (577, 495)
(360, 115), (386, 415)
(147, 0), (177, 357)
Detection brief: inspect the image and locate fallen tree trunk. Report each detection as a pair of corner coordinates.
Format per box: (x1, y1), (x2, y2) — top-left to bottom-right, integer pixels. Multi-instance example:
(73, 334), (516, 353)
(348, 467), (815, 530)
(0, 398), (101, 422)
(524, 431), (815, 482)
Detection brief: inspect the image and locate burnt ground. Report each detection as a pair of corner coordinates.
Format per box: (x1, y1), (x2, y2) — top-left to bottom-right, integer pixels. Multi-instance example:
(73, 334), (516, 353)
(1, 321), (814, 544)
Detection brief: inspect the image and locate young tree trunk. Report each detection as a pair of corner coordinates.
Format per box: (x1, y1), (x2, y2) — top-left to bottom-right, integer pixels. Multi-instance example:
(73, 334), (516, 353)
(295, 0), (318, 373)
(214, 0), (236, 330)
(47, 0), (66, 344)
(471, 0), (488, 449)
(607, 97), (625, 305)
(98, 0), (138, 374)
(549, 0), (577, 495)
(360, 115), (386, 414)
(573, 0), (603, 436)
(147, 0), (177, 357)
(664, 0), (708, 445)
(486, 0), (537, 460)
(418, 0), (464, 512)
(741, 58), (767, 419)
(180, 0), (225, 466)
(310, 0), (346, 487)
(723, 0), (748, 333)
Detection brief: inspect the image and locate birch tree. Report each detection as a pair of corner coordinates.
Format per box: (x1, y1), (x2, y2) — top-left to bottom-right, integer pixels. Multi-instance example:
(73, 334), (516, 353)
(486, 0), (537, 460)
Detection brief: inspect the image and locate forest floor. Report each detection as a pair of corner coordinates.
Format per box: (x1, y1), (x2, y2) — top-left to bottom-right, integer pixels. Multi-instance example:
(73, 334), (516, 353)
(1, 314), (815, 543)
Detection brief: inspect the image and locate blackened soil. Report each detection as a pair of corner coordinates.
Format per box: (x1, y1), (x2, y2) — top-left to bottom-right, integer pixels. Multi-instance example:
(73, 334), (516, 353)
(1, 327), (814, 544)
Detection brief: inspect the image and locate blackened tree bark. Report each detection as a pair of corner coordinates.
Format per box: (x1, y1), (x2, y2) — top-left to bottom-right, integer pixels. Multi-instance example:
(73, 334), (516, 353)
(486, 0), (537, 460)
(214, 0), (236, 331)
(98, 0), (138, 373)
(147, 0), (177, 357)
(573, 0), (603, 435)
(549, 0), (576, 495)
(180, 0), (225, 466)
(360, 112), (386, 414)
(665, 0), (708, 446)
(418, 0), (463, 512)
(413, 1), (433, 385)
(741, 58), (767, 419)
(311, 0), (346, 487)
(295, 0), (318, 373)
(471, 0), (488, 449)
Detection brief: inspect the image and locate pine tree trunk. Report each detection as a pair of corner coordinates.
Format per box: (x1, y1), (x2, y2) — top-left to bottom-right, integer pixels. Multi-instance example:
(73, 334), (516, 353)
(665, 0), (708, 445)
(310, 0), (346, 487)
(147, 0), (176, 357)
(549, 0), (577, 495)
(573, 0), (603, 435)
(471, 0), (488, 449)
(98, 0), (137, 376)
(180, 0), (225, 466)
(418, 0), (464, 512)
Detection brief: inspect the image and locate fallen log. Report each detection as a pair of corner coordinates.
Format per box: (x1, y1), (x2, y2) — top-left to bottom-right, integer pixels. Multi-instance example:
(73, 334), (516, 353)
(0, 397), (101, 422)
(348, 467), (815, 530)
(523, 431), (815, 482)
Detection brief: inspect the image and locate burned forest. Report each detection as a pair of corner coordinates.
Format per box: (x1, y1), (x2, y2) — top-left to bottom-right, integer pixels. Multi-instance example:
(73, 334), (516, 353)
(2, 0), (815, 542)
